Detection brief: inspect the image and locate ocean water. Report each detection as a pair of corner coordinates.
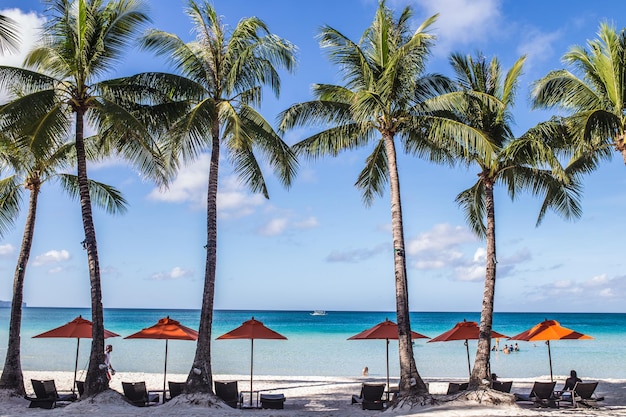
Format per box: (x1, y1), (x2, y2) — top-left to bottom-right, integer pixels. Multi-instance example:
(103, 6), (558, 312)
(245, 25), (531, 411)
(0, 308), (624, 382)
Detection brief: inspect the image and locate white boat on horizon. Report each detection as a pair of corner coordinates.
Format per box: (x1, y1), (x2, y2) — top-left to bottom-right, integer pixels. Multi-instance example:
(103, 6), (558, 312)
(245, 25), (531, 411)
(310, 310), (327, 316)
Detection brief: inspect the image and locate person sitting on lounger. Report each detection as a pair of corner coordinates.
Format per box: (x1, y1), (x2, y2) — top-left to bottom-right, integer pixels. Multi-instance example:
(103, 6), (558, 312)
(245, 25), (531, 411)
(563, 370), (582, 391)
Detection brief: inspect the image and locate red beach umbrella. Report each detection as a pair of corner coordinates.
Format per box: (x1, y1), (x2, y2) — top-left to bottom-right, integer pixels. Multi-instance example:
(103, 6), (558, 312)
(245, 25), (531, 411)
(349, 319), (429, 400)
(509, 319), (593, 381)
(125, 316), (198, 396)
(33, 315), (120, 393)
(428, 320), (508, 377)
(217, 317), (287, 406)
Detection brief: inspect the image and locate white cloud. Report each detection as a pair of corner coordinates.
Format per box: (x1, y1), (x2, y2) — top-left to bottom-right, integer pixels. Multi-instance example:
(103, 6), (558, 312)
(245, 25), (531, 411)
(148, 154), (266, 218)
(0, 8), (45, 69)
(326, 243), (389, 263)
(516, 28), (562, 69)
(0, 244), (15, 257)
(411, 0), (502, 55)
(32, 249), (70, 266)
(150, 266), (193, 281)
(407, 223), (475, 255)
(259, 218), (289, 236)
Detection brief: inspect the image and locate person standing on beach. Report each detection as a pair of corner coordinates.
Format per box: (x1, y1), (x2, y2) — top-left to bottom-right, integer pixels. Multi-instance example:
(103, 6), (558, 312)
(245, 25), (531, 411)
(104, 345), (115, 380)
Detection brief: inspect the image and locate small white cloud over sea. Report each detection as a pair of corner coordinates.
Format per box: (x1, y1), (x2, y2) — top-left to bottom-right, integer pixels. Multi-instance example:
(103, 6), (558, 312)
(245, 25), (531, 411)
(32, 249), (70, 266)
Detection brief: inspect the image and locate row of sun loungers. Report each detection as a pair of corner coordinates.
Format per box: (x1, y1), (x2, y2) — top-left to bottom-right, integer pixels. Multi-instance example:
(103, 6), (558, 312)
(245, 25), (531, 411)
(23, 378), (603, 411)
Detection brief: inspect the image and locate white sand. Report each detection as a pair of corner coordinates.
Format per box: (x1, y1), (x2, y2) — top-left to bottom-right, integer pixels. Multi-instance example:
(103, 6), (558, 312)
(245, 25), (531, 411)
(1, 371), (625, 416)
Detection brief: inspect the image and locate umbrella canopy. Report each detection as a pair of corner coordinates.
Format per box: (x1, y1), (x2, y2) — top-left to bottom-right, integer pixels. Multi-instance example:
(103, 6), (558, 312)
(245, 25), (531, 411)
(125, 316), (198, 396)
(33, 315), (120, 393)
(348, 319), (429, 400)
(509, 319), (593, 381)
(217, 317), (286, 406)
(428, 320), (508, 377)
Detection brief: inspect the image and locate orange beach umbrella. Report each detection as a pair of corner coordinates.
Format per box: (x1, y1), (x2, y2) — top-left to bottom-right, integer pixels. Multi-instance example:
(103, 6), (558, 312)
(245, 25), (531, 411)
(509, 319), (593, 381)
(33, 315), (120, 393)
(125, 316), (198, 395)
(428, 320), (508, 377)
(217, 317), (286, 406)
(349, 319), (429, 399)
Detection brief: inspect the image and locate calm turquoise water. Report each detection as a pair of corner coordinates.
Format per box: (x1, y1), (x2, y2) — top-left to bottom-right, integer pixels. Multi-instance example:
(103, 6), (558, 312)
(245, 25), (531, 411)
(0, 308), (624, 381)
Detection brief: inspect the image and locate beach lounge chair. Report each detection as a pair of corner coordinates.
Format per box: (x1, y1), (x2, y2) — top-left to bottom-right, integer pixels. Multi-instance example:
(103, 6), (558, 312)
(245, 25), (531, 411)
(351, 383), (386, 410)
(514, 381), (558, 408)
(491, 380), (513, 393)
(260, 393), (286, 409)
(75, 380), (85, 397)
(214, 380), (243, 408)
(559, 381), (603, 408)
(167, 381), (186, 401)
(25, 379), (77, 409)
(121, 381), (160, 407)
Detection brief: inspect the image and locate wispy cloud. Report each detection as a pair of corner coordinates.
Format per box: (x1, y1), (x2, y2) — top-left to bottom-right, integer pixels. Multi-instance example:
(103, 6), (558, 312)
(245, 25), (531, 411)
(326, 243), (389, 263)
(258, 215), (319, 236)
(410, 0), (503, 56)
(516, 28), (563, 70)
(148, 154), (265, 218)
(0, 244), (15, 257)
(525, 273), (626, 306)
(150, 266), (194, 281)
(32, 249), (70, 266)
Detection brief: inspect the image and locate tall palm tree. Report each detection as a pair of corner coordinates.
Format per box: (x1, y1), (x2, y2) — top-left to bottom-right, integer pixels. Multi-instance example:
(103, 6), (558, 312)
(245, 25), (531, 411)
(532, 22), (626, 166)
(0, 0), (162, 395)
(0, 14), (20, 54)
(429, 53), (583, 388)
(0, 132), (127, 395)
(279, 1), (456, 396)
(133, 0), (297, 392)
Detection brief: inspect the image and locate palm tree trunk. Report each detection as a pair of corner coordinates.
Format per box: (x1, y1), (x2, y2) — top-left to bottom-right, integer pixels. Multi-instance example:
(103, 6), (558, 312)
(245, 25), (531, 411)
(0, 184), (40, 394)
(470, 178), (497, 388)
(75, 110), (107, 395)
(188, 122), (219, 392)
(383, 133), (427, 395)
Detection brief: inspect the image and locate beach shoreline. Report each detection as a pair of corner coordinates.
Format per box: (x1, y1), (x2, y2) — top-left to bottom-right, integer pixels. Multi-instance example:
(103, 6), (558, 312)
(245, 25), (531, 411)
(1, 371), (625, 416)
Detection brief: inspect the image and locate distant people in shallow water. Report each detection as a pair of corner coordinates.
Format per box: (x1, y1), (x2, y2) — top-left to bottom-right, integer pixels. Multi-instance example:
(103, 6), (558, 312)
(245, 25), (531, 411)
(514, 343), (519, 351)
(362, 366), (369, 376)
(503, 345), (510, 354)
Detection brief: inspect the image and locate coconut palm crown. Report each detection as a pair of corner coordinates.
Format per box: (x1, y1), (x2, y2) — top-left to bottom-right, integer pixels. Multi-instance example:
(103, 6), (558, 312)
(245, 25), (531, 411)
(532, 22), (626, 166)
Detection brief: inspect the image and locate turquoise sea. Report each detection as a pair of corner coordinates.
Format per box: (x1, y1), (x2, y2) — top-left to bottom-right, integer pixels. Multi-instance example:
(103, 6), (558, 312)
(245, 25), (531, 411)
(0, 308), (624, 381)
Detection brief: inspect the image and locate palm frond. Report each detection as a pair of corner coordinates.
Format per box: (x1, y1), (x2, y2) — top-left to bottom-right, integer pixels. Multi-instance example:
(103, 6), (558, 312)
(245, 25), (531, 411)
(355, 139), (388, 206)
(455, 182), (486, 239)
(57, 173), (128, 215)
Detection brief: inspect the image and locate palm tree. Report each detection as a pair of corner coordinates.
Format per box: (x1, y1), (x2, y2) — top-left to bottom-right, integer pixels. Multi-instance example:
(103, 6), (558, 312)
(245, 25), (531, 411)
(0, 132), (127, 395)
(0, 0), (162, 395)
(0, 14), (20, 54)
(532, 22), (626, 166)
(429, 52), (583, 388)
(279, 1), (456, 396)
(133, 0), (297, 392)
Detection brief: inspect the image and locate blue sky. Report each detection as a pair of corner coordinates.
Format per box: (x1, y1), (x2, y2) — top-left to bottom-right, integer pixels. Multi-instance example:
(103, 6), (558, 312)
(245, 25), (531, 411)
(1, 0), (625, 313)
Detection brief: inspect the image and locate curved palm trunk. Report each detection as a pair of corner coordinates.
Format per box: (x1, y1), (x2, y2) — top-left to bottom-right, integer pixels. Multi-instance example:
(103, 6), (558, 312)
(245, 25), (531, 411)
(383, 133), (426, 395)
(470, 178), (497, 388)
(0, 182), (40, 394)
(187, 122), (219, 392)
(75, 110), (108, 395)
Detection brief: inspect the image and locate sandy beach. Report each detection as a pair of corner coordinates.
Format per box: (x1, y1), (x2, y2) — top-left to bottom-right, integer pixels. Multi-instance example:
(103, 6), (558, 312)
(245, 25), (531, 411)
(1, 371), (625, 416)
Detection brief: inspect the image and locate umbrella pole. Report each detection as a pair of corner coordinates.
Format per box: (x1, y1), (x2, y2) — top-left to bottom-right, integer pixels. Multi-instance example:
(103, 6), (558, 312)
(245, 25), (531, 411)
(386, 339), (390, 402)
(250, 338), (254, 407)
(547, 340), (553, 382)
(73, 339), (80, 394)
(163, 339), (169, 402)
(464, 340), (471, 377)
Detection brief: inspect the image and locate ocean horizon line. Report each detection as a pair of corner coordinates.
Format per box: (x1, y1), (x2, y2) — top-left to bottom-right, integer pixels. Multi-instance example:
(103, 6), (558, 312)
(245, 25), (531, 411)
(4, 306), (625, 315)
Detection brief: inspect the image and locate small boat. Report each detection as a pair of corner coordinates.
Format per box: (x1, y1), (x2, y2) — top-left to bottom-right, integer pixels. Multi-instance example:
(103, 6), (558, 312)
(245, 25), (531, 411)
(310, 310), (327, 316)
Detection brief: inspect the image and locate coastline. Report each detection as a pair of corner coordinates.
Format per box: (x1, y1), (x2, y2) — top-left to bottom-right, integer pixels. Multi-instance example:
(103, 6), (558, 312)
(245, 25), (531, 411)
(1, 371), (625, 416)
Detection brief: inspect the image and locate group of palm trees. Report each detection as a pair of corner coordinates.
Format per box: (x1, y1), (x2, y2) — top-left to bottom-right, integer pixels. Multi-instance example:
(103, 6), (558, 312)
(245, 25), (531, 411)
(0, 0), (622, 404)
